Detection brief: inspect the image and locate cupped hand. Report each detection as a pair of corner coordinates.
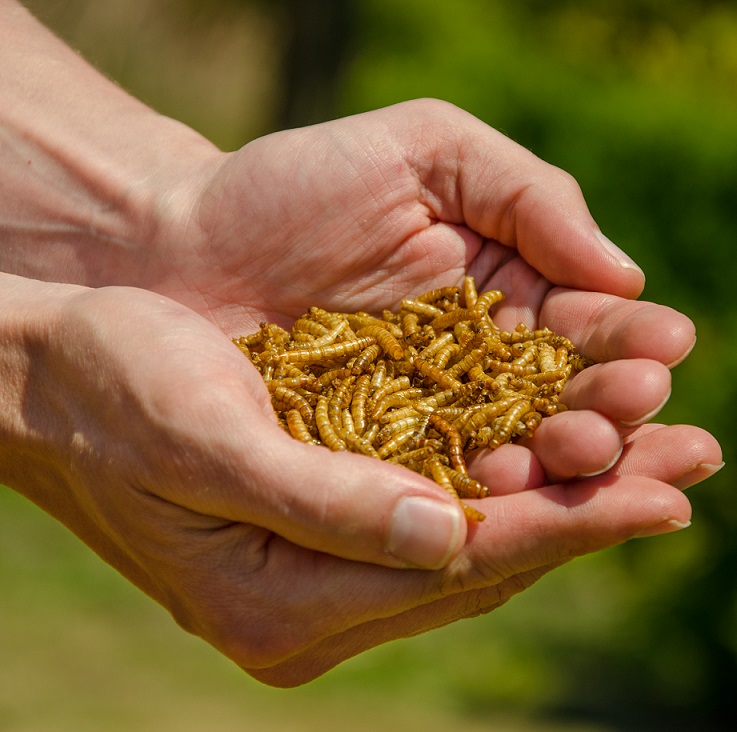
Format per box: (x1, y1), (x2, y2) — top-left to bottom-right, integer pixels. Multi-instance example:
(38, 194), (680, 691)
(149, 99), (647, 329)
(1, 10), (723, 689)
(145, 99), (700, 499)
(22, 282), (719, 689)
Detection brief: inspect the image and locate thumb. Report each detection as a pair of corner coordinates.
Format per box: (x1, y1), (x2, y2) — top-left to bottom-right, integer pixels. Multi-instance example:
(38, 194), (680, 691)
(403, 100), (646, 298)
(464, 140), (645, 298)
(207, 419), (468, 570)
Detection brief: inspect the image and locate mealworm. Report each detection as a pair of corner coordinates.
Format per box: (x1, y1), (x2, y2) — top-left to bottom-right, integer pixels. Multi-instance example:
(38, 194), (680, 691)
(351, 343), (382, 375)
(400, 298), (445, 319)
(462, 275), (478, 308)
(416, 286), (460, 304)
(350, 373), (372, 435)
(315, 395), (348, 451)
(281, 335), (376, 364)
(286, 409), (318, 444)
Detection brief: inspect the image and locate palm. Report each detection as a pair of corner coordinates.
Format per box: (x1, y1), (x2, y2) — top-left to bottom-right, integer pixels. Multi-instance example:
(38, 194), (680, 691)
(165, 102), (630, 336)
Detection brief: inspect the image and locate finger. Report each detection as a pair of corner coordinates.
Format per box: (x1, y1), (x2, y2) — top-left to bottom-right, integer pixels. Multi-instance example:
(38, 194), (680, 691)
(562, 359), (672, 430)
(610, 423), (724, 490)
(466, 443), (546, 496)
(401, 100), (645, 298)
(540, 288), (697, 367)
(521, 409), (624, 481)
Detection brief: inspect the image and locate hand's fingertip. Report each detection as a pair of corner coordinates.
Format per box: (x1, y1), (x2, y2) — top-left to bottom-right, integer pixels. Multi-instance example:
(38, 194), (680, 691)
(468, 443), (546, 495)
(666, 333), (697, 369)
(621, 477), (693, 539)
(578, 443), (624, 478)
(386, 496), (467, 569)
(633, 518), (692, 538)
(594, 231), (646, 293)
(532, 410), (623, 482)
(672, 461), (725, 491)
(615, 386), (672, 429)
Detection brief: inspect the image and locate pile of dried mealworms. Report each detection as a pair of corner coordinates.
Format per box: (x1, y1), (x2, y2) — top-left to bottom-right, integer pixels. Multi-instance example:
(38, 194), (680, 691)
(233, 276), (590, 521)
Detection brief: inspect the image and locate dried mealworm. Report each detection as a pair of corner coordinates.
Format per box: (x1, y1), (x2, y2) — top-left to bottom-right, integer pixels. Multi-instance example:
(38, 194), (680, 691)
(400, 298), (445, 320)
(376, 426), (422, 459)
(410, 350), (464, 394)
(356, 325), (405, 360)
(341, 426), (380, 458)
(416, 286), (460, 304)
(376, 416), (428, 445)
(281, 335), (377, 364)
(462, 275), (478, 308)
(269, 384), (314, 423)
(286, 409), (318, 444)
(490, 400), (533, 448)
(370, 387), (428, 422)
(429, 307), (480, 332)
(351, 343), (382, 375)
(350, 373), (372, 435)
(428, 413), (467, 475)
(315, 395), (348, 452)
(369, 375), (412, 407)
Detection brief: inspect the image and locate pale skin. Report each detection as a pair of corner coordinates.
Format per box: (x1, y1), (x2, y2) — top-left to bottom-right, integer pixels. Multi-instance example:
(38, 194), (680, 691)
(0, 1), (722, 687)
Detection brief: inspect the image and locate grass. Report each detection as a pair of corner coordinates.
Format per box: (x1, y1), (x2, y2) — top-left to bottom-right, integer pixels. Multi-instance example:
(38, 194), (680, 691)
(0, 486), (618, 732)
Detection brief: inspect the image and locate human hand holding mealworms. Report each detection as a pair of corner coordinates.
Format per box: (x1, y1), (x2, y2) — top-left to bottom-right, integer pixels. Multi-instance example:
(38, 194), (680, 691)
(0, 4), (722, 687)
(0, 272), (719, 689)
(161, 98), (716, 485)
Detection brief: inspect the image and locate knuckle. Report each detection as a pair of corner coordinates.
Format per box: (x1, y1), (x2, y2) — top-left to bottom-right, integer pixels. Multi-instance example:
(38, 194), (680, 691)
(547, 164), (583, 197)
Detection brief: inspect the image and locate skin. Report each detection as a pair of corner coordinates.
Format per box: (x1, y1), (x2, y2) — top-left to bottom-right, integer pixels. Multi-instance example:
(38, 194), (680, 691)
(0, 2), (722, 687)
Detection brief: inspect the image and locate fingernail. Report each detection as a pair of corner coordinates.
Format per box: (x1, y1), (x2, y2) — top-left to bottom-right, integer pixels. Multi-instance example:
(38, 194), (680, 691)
(666, 336), (697, 369)
(673, 462), (725, 491)
(387, 496), (463, 569)
(634, 519), (691, 538)
(578, 444), (624, 477)
(595, 231), (644, 275)
(617, 388), (672, 427)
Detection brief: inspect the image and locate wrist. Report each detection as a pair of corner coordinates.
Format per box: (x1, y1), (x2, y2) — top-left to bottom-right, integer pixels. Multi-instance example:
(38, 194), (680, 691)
(0, 2), (221, 289)
(0, 273), (85, 504)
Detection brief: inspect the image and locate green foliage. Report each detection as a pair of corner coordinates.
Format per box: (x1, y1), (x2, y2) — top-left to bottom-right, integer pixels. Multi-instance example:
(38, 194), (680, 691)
(6, 1), (736, 728)
(338, 0), (737, 726)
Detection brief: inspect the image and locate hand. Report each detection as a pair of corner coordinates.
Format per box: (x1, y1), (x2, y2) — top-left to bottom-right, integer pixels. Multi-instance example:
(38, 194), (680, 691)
(7, 279), (718, 689)
(149, 100), (649, 329)
(142, 98), (706, 509)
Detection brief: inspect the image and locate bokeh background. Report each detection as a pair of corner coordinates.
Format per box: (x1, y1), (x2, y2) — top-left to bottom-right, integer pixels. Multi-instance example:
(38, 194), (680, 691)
(1, 1), (735, 730)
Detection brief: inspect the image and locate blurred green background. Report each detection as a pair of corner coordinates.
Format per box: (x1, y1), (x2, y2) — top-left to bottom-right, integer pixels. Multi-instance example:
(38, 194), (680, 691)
(2, 1), (735, 730)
